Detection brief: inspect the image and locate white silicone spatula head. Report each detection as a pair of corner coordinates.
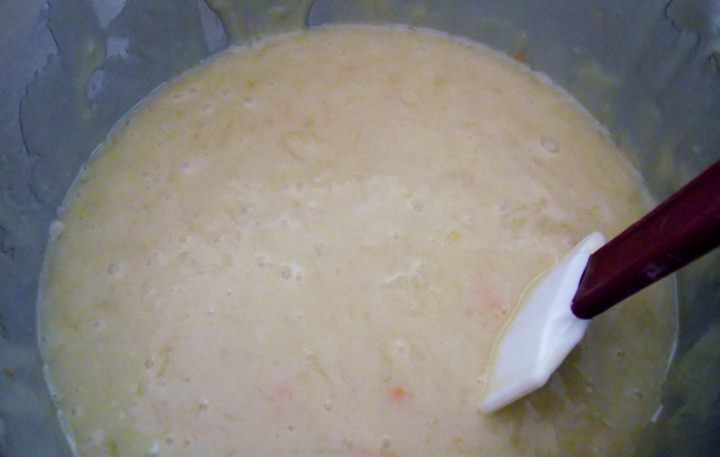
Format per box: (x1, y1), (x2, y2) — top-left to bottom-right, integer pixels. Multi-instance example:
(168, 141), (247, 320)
(479, 160), (720, 414)
(479, 233), (605, 414)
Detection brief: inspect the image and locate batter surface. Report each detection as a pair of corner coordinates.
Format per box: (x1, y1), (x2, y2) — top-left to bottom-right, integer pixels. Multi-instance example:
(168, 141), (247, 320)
(40, 26), (675, 457)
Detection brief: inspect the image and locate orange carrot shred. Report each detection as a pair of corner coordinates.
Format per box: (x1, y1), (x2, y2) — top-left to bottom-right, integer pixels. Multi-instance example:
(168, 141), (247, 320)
(390, 386), (407, 404)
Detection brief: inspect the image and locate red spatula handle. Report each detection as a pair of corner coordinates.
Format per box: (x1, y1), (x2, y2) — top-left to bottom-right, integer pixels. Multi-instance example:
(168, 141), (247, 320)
(571, 160), (720, 319)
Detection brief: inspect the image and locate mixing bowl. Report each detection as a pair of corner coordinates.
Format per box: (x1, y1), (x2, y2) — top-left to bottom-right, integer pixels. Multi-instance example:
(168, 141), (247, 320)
(1, 1), (718, 455)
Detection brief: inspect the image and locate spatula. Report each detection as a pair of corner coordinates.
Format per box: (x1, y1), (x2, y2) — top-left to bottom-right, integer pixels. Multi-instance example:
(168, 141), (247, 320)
(480, 159), (720, 413)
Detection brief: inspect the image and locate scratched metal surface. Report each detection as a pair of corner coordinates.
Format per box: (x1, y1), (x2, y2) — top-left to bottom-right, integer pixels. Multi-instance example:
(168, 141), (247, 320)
(0, 1), (718, 455)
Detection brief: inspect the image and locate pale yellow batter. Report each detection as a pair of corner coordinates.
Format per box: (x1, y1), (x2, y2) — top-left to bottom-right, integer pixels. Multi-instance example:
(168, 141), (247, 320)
(39, 26), (675, 457)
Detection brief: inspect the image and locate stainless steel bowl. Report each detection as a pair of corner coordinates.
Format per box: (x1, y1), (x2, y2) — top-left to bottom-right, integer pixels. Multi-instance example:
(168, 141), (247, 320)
(1, 1), (718, 455)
